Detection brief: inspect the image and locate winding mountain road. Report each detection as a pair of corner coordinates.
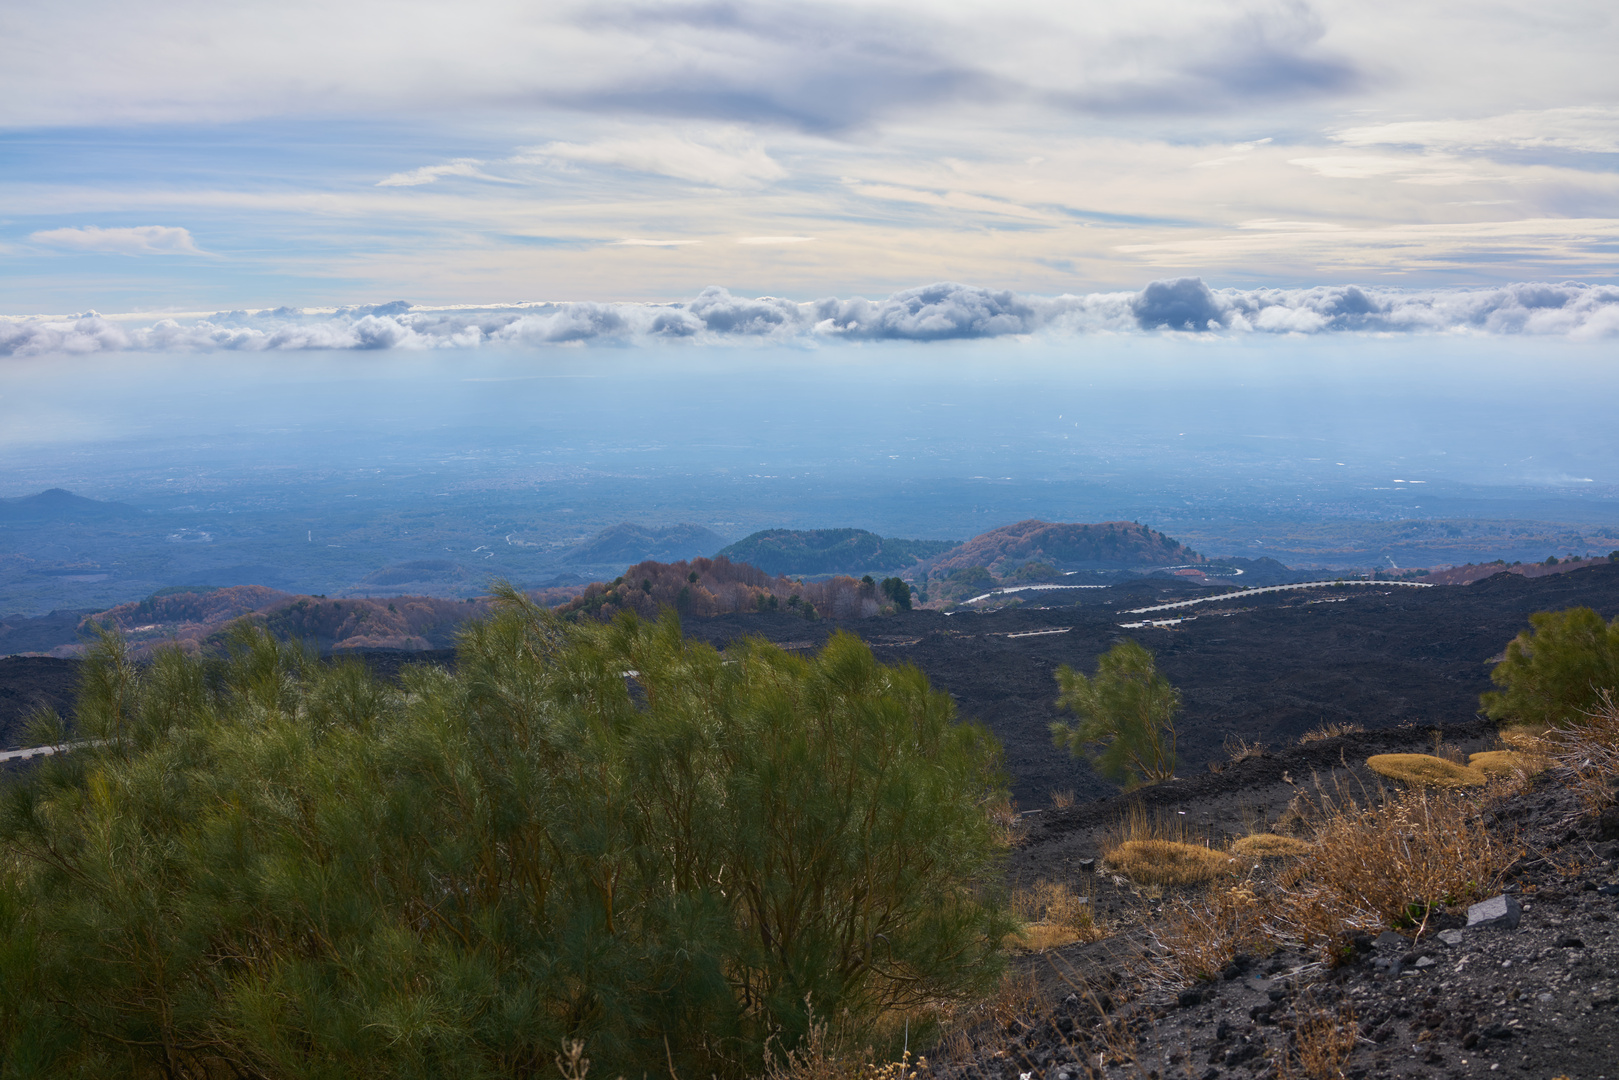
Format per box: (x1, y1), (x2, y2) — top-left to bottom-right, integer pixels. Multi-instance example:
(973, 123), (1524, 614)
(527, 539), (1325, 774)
(1123, 579), (1432, 615)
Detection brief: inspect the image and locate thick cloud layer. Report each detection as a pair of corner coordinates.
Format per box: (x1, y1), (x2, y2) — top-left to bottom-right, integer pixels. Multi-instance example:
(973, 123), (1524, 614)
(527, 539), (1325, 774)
(4, 279), (1618, 357)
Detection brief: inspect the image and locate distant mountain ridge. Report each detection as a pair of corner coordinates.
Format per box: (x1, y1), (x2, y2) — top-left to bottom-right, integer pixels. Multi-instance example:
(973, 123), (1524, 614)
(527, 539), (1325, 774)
(78, 586), (496, 656)
(927, 520), (1201, 574)
(0, 489), (139, 523)
(715, 529), (956, 577)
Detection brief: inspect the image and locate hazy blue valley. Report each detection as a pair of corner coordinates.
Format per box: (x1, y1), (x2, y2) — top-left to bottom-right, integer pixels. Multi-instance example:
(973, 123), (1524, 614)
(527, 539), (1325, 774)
(4, 334), (1617, 617)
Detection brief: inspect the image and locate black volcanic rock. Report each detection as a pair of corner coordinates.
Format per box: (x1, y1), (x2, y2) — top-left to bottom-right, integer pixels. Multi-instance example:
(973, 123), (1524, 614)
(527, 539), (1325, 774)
(0, 656), (79, 748)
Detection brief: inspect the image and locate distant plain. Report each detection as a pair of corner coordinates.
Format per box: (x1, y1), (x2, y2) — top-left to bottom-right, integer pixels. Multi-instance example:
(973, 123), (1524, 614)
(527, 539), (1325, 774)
(3, 333), (1617, 616)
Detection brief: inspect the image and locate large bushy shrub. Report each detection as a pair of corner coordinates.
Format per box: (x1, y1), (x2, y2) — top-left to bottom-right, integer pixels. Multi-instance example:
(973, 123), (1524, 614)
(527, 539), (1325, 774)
(1481, 606), (1619, 727)
(0, 589), (1011, 1079)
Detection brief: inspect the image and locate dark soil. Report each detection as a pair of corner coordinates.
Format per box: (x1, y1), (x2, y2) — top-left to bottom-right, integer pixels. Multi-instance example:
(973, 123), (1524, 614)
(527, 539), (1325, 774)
(0, 656), (80, 749)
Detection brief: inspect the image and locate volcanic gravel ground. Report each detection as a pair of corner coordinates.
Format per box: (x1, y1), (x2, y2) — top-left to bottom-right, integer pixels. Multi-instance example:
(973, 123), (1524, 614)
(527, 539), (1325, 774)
(0, 656), (80, 749)
(928, 762), (1619, 1080)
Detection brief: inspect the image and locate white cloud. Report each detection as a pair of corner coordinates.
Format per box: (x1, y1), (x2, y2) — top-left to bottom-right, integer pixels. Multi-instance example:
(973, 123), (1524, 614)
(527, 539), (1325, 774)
(28, 225), (207, 257)
(612, 238), (701, 246)
(5, 278), (1619, 358)
(28, 225), (206, 255)
(519, 133), (787, 188)
(1287, 155), (1420, 179)
(376, 159), (516, 187)
(737, 236), (815, 244)
(1334, 107), (1619, 156)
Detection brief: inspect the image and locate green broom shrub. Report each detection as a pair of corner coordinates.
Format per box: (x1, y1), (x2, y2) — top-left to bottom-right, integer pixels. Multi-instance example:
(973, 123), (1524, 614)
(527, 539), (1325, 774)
(0, 587), (1011, 1080)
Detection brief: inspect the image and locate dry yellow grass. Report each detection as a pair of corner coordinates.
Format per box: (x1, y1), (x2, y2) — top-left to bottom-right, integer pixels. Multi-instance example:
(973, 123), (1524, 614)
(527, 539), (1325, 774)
(1231, 833), (1316, 858)
(1468, 750), (1537, 777)
(1548, 694), (1619, 813)
(1107, 839), (1237, 886)
(1149, 883), (1270, 983)
(1008, 880), (1105, 951)
(1277, 784), (1519, 942)
(1499, 726), (1552, 751)
(1298, 722), (1365, 744)
(1365, 753), (1487, 788)
(1274, 1005), (1359, 1080)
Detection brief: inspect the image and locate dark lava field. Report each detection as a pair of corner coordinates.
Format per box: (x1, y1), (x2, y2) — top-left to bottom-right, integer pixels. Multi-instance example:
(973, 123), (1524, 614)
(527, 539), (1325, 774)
(6, 563), (1619, 808)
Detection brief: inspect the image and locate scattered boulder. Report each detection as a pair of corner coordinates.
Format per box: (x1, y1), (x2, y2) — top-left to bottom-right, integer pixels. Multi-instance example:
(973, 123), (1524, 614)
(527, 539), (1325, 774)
(1598, 806), (1619, 841)
(1466, 894), (1522, 930)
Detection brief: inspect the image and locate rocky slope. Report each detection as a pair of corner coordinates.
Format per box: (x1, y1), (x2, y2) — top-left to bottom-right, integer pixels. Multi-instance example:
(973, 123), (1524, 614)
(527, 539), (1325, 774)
(932, 743), (1619, 1080)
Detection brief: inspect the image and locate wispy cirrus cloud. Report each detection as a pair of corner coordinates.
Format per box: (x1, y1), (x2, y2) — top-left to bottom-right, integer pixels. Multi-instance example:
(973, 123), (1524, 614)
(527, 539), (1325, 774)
(28, 225), (207, 255)
(376, 159), (518, 187)
(2, 1), (1618, 309)
(1333, 107), (1619, 156)
(518, 132), (786, 187)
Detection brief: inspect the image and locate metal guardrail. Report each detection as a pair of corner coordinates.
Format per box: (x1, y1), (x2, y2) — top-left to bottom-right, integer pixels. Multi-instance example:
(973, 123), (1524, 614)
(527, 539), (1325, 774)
(1122, 579), (1432, 615)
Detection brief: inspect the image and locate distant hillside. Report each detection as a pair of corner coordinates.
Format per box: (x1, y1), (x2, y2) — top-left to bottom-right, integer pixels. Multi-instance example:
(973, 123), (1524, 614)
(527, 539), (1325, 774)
(73, 586), (499, 656)
(0, 488), (139, 524)
(928, 520), (1201, 575)
(357, 560), (476, 594)
(715, 529), (955, 576)
(1421, 554), (1618, 585)
(565, 522), (728, 566)
(559, 556), (893, 622)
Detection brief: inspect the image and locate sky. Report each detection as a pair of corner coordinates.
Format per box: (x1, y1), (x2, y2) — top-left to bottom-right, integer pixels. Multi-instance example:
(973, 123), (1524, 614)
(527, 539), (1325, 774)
(3, 0), (1619, 321)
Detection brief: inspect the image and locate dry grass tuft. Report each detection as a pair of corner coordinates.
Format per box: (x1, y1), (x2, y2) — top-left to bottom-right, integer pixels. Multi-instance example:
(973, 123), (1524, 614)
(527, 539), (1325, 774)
(1149, 883), (1270, 984)
(1107, 840), (1237, 886)
(1273, 1004), (1359, 1080)
(1009, 880), (1106, 951)
(1231, 834), (1316, 858)
(1546, 693), (1619, 813)
(1224, 734), (1267, 764)
(1499, 726), (1553, 752)
(1365, 753), (1486, 788)
(761, 999), (935, 1080)
(1277, 783), (1519, 943)
(1468, 749), (1538, 777)
(986, 797), (1023, 847)
(1050, 788), (1076, 810)
(1144, 783), (1522, 979)
(1101, 804), (1236, 886)
(1298, 722), (1365, 744)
